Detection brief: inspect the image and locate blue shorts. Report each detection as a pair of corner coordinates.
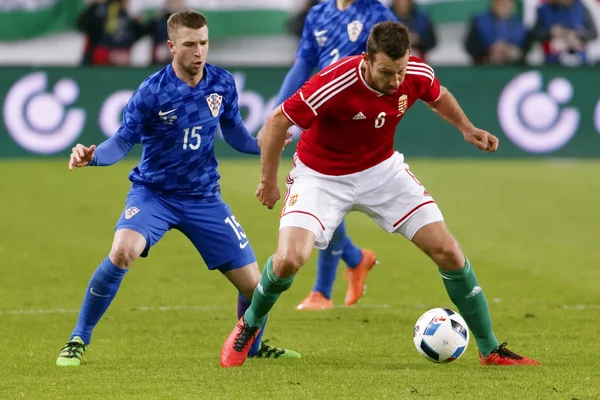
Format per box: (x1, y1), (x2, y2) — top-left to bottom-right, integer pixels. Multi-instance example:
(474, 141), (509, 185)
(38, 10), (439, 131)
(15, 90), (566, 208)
(115, 186), (256, 273)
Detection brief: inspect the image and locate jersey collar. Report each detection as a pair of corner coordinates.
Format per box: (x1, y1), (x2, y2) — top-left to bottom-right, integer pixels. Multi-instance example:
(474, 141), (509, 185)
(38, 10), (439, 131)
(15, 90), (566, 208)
(358, 59), (384, 97)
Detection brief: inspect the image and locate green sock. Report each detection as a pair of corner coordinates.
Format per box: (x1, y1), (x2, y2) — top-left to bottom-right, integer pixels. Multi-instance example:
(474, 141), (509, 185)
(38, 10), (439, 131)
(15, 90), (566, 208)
(244, 255), (295, 328)
(439, 259), (499, 357)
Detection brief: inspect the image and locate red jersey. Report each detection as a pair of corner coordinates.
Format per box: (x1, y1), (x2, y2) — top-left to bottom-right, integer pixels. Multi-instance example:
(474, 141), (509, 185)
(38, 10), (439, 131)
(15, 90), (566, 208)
(281, 55), (441, 175)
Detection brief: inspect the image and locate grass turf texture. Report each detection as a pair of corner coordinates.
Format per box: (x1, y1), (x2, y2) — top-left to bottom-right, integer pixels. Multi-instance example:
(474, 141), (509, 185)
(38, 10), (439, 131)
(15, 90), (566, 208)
(0, 159), (599, 399)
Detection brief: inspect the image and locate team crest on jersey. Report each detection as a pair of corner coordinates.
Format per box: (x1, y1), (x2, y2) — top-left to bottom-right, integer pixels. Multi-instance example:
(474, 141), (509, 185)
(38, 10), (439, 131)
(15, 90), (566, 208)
(347, 20), (363, 42)
(125, 207), (140, 220)
(288, 194), (298, 207)
(206, 93), (223, 117)
(398, 94), (408, 115)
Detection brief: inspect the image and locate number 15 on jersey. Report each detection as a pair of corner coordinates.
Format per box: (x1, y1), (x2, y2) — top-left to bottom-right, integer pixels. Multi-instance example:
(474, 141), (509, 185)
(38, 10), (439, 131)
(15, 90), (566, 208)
(183, 126), (202, 150)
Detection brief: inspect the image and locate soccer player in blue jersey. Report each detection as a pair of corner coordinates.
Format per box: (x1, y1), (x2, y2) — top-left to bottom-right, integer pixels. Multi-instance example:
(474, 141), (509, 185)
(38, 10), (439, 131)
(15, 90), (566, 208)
(56, 10), (299, 367)
(274, 0), (397, 311)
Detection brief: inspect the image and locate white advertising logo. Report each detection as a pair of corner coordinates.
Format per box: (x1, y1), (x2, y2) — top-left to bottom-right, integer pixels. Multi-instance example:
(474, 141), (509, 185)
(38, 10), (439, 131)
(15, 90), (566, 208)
(497, 71), (579, 154)
(3, 72), (86, 154)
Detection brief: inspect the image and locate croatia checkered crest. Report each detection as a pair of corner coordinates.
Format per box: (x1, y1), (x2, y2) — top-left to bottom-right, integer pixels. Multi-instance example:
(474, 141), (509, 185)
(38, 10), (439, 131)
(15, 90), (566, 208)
(413, 308), (469, 363)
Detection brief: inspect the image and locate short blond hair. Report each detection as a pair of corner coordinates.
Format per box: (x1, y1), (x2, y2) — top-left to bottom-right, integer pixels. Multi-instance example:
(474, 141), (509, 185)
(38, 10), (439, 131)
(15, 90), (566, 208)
(167, 10), (207, 41)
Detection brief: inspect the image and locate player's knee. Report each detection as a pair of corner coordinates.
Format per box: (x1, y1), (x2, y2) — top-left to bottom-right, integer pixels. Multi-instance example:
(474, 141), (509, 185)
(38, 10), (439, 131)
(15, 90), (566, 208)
(274, 249), (309, 276)
(109, 243), (141, 268)
(429, 238), (464, 270)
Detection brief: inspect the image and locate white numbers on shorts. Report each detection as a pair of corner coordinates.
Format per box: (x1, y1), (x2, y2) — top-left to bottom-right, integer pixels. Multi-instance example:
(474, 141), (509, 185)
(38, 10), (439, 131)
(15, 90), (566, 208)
(375, 112), (386, 129)
(330, 48), (340, 65)
(183, 126), (202, 150)
(224, 215), (247, 240)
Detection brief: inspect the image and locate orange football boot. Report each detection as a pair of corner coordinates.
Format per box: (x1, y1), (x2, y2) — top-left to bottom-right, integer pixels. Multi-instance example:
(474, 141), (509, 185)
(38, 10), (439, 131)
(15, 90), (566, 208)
(295, 291), (333, 311)
(479, 342), (540, 366)
(220, 317), (261, 368)
(344, 249), (377, 306)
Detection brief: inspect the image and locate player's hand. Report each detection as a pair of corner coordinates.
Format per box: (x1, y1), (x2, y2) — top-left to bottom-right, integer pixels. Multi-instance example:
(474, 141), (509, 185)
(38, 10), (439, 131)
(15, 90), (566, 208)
(462, 128), (499, 153)
(282, 131), (293, 151)
(68, 143), (97, 170)
(256, 181), (280, 210)
(256, 130), (293, 152)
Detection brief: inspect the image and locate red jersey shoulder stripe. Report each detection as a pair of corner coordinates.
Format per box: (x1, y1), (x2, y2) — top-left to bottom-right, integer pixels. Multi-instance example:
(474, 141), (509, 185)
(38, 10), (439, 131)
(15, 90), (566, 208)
(407, 61), (435, 84)
(303, 68), (358, 113)
(319, 56), (361, 76)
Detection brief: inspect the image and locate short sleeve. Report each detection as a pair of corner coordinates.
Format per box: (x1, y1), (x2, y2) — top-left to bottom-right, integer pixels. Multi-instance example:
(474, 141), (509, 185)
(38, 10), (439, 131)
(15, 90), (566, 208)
(281, 69), (338, 131)
(408, 58), (441, 103)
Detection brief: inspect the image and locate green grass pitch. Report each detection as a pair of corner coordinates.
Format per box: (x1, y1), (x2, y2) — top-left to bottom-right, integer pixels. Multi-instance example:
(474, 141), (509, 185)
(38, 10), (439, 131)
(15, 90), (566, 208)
(0, 158), (599, 399)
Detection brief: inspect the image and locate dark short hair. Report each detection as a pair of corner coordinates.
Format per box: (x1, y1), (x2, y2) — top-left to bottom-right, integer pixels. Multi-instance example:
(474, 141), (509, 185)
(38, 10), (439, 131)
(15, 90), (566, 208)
(366, 21), (411, 61)
(167, 10), (208, 41)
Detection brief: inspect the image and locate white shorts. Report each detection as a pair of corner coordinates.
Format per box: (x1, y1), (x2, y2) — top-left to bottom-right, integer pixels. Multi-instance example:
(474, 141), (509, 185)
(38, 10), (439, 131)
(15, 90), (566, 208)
(280, 152), (444, 249)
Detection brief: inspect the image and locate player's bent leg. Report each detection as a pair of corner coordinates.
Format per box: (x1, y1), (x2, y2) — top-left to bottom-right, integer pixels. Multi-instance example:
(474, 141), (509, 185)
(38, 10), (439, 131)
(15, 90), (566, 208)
(338, 222), (378, 307)
(221, 227), (315, 367)
(299, 224), (346, 310)
(343, 230), (378, 306)
(410, 221), (539, 366)
(224, 261), (261, 300)
(224, 262), (300, 361)
(56, 229), (146, 367)
(109, 228), (147, 268)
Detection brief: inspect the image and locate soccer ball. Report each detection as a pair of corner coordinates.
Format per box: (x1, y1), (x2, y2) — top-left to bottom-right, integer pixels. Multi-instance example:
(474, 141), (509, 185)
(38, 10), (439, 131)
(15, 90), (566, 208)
(413, 308), (469, 363)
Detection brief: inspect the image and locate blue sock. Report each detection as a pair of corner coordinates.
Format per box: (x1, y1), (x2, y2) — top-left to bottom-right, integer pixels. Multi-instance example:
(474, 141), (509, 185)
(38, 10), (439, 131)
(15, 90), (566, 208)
(237, 292), (267, 356)
(70, 257), (128, 345)
(313, 222), (347, 299)
(341, 236), (363, 269)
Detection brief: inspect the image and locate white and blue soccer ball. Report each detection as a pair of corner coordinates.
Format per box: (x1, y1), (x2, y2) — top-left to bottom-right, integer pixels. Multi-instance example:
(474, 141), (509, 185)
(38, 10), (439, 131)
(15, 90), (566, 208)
(413, 308), (469, 363)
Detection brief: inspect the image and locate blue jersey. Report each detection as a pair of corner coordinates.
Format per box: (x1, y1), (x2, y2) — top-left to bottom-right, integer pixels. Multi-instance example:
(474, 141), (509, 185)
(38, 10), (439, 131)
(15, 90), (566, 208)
(115, 63), (242, 197)
(297, 0), (397, 71)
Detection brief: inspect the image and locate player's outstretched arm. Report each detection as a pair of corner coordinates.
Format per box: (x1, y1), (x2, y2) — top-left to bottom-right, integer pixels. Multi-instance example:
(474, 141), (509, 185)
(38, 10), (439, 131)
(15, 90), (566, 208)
(427, 86), (499, 153)
(68, 134), (135, 170)
(221, 122), (261, 155)
(256, 107), (294, 209)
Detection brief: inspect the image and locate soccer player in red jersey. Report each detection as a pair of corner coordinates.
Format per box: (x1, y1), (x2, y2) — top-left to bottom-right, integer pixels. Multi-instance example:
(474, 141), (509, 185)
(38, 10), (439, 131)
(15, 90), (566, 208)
(221, 21), (540, 368)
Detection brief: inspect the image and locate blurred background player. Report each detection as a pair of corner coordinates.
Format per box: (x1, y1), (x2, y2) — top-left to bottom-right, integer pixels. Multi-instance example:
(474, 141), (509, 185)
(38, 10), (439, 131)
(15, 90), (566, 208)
(222, 21), (540, 369)
(145, 0), (186, 65)
(76, 0), (144, 66)
(530, 0), (598, 66)
(274, 0), (397, 312)
(56, 10), (298, 366)
(464, 0), (527, 65)
(390, 0), (437, 62)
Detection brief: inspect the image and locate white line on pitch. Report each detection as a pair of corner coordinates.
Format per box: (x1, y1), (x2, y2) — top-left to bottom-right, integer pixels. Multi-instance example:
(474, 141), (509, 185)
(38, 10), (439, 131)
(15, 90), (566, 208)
(0, 303), (392, 316)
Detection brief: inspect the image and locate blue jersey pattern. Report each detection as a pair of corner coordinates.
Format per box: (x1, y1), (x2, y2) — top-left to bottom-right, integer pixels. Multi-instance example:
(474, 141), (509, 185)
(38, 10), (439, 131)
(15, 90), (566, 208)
(116, 63), (242, 197)
(297, 0), (397, 71)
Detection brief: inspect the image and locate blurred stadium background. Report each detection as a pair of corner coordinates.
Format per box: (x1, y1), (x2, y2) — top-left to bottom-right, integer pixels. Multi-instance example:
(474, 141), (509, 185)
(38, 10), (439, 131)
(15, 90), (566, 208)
(1, 0), (599, 157)
(1, 1), (600, 399)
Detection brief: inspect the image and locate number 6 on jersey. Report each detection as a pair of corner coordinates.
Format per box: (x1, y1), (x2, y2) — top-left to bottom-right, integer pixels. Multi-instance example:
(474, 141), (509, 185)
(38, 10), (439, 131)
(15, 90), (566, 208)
(375, 112), (386, 129)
